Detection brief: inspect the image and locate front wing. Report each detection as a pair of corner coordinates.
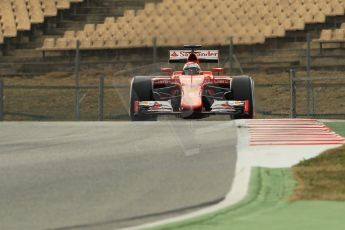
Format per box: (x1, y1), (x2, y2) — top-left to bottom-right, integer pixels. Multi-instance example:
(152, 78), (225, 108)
(135, 100), (249, 115)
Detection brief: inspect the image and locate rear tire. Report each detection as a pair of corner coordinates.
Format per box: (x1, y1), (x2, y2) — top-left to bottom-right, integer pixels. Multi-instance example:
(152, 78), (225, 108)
(129, 76), (158, 121)
(231, 76), (254, 119)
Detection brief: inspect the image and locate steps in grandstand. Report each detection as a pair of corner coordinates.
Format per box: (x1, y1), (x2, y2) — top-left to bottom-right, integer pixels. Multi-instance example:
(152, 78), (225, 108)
(2, 1), (345, 75)
(0, 0), (162, 55)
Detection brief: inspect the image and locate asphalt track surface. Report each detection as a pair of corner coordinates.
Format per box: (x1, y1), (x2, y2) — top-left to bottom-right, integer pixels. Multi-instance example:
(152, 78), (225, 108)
(0, 121), (237, 230)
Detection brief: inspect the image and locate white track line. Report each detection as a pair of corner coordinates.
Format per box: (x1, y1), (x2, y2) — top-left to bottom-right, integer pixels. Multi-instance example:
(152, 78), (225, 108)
(119, 119), (344, 230)
(118, 120), (251, 230)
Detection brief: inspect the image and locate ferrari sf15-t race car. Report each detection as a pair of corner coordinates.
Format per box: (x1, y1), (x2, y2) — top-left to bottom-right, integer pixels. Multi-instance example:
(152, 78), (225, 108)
(129, 45), (254, 121)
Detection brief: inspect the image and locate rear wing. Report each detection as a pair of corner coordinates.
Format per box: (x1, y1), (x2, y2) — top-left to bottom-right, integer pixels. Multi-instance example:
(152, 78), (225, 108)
(169, 50), (219, 63)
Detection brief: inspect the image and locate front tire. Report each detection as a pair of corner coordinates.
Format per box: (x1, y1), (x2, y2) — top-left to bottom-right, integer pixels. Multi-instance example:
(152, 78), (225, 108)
(129, 76), (158, 121)
(231, 76), (254, 119)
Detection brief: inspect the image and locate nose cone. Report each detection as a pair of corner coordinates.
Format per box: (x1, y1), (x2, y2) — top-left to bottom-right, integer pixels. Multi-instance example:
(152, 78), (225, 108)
(180, 88), (202, 111)
(179, 75), (204, 112)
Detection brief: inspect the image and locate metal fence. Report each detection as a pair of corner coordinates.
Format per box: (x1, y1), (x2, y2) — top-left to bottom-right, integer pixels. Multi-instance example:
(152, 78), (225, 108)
(0, 60), (171, 121)
(289, 70), (345, 118)
(2, 68), (344, 121)
(0, 38), (168, 121)
(0, 78), (128, 121)
(1, 34), (345, 121)
(255, 69), (345, 119)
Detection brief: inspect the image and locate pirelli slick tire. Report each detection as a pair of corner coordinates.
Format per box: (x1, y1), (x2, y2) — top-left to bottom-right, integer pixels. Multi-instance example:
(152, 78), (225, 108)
(231, 76), (254, 119)
(129, 76), (158, 121)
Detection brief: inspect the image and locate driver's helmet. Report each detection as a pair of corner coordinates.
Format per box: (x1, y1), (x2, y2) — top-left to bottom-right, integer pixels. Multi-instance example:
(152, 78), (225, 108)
(183, 62), (201, 75)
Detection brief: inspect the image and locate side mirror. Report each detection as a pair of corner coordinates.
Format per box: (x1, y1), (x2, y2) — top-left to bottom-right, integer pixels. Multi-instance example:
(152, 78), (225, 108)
(161, 68), (173, 74)
(211, 68), (224, 74)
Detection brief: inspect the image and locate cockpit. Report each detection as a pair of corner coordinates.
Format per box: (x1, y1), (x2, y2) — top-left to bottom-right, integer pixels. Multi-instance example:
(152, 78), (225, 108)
(183, 62), (201, 75)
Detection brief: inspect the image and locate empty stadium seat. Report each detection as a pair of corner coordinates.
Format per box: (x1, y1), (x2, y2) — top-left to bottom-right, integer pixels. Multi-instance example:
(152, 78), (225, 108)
(0, 0), (17, 37)
(333, 29), (345, 41)
(0, 0), (83, 45)
(42, 0), (58, 17)
(12, 0), (31, 31)
(104, 17), (115, 25)
(104, 38), (116, 49)
(26, 0), (44, 24)
(80, 37), (91, 49)
(0, 30), (4, 44)
(38, 0), (345, 50)
(318, 29), (333, 41)
(314, 26), (345, 45)
(64, 30), (75, 39)
(55, 37), (68, 50)
(41, 37), (55, 50)
(84, 24), (95, 37)
(56, 0), (71, 10)
(67, 39), (78, 49)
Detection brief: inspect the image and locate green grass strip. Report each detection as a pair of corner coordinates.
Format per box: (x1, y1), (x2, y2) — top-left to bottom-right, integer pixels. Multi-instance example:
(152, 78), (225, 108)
(292, 122), (345, 201)
(151, 168), (294, 230)
(152, 168), (345, 230)
(326, 122), (345, 137)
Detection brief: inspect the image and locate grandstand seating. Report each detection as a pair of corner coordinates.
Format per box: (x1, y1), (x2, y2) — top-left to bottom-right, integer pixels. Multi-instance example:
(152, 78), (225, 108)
(314, 23), (345, 43)
(313, 22), (345, 53)
(37, 0), (345, 51)
(0, 0), (83, 44)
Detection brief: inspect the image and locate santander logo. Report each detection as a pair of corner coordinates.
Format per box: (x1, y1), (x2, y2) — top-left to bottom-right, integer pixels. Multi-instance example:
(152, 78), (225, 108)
(170, 50), (219, 60)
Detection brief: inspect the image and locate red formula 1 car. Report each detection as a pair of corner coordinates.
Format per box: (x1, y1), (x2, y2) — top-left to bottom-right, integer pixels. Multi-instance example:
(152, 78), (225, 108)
(129, 45), (254, 121)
